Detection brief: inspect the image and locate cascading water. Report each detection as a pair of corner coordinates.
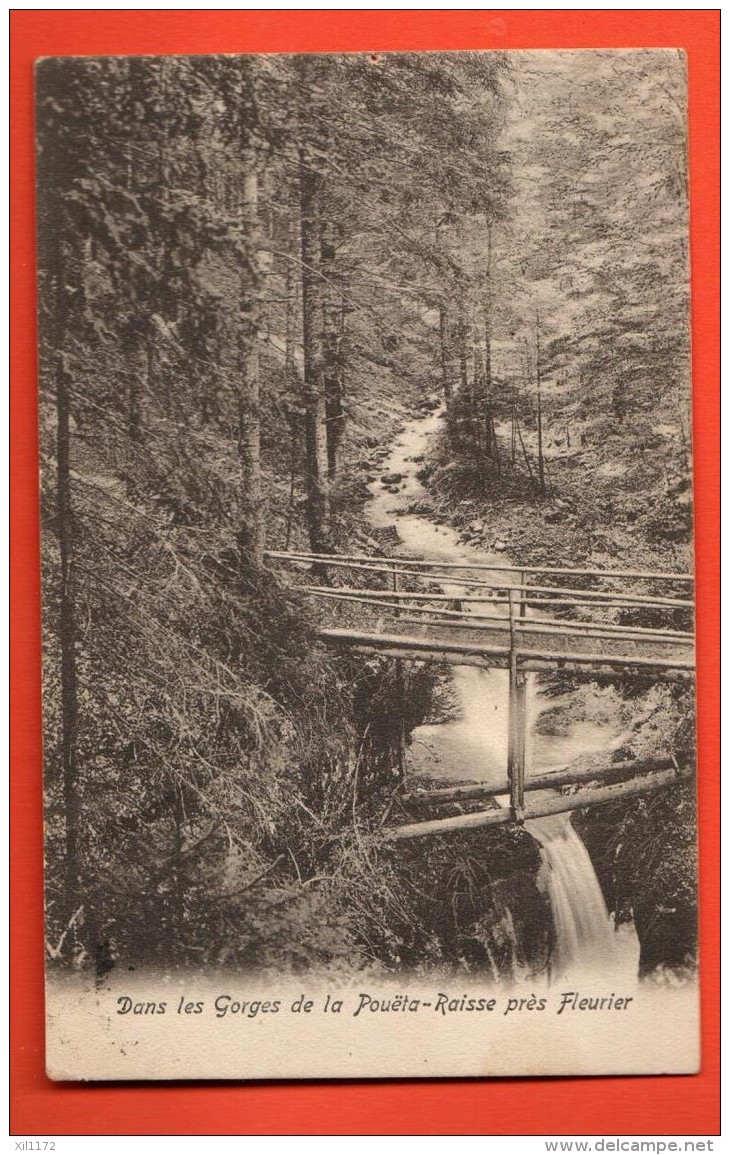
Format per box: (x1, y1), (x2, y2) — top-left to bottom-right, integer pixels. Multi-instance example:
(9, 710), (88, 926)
(366, 404), (639, 981)
(526, 814), (620, 977)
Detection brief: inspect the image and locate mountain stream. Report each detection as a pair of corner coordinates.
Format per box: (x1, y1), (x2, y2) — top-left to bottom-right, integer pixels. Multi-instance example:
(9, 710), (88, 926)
(366, 406), (639, 980)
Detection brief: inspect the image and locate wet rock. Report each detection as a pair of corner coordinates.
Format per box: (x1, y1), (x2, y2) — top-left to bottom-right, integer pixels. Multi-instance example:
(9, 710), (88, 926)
(369, 525), (402, 549)
(634, 899), (697, 981)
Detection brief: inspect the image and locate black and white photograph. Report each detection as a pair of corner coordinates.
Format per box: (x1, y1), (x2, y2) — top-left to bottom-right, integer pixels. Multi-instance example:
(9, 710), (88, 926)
(37, 48), (699, 1080)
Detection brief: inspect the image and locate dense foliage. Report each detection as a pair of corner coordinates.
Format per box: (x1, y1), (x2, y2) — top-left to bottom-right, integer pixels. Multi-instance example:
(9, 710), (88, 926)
(38, 50), (695, 978)
(427, 50), (693, 568)
(39, 52), (520, 972)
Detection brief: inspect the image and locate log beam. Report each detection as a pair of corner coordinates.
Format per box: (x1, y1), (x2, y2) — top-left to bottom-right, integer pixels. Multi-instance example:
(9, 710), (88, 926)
(401, 755), (680, 805)
(385, 764), (693, 841)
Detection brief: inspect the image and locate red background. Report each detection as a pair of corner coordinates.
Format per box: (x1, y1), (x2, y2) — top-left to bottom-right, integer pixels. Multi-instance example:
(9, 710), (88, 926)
(10, 10), (720, 1137)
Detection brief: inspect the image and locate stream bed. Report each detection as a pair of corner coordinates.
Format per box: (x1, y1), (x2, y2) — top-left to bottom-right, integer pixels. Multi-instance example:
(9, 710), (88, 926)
(366, 404), (640, 980)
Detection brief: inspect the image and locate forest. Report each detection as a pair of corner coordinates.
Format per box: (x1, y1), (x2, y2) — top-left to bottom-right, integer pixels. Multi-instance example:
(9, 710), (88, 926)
(37, 50), (696, 981)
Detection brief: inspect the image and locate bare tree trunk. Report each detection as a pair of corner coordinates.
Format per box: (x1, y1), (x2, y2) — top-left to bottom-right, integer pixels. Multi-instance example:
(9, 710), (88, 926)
(457, 282), (470, 399)
(484, 221), (493, 398)
(43, 203), (85, 945)
(439, 304), (454, 413)
(284, 420), (298, 550)
(535, 310), (546, 495)
(263, 190), (275, 342)
(320, 219), (345, 479)
(237, 159), (266, 566)
(284, 209), (299, 387)
(283, 208), (301, 548)
(298, 150), (331, 551)
(515, 414), (537, 489)
(56, 353), (82, 933)
(472, 342), (486, 476)
(39, 73), (94, 955)
(483, 222), (499, 469)
(125, 98), (150, 451)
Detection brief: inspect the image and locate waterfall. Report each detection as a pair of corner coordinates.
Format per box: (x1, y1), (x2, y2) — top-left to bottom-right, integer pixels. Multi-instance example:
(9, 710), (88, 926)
(527, 813), (619, 978)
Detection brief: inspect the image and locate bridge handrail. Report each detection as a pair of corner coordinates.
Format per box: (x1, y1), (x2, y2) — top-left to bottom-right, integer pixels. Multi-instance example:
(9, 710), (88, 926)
(271, 559), (693, 597)
(299, 588), (692, 641)
(265, 549), (694, 584)
(301, 582), (695, 610)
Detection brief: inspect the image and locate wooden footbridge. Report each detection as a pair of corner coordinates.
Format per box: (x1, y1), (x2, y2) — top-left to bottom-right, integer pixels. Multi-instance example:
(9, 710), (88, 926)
(266, 549), (696, 840)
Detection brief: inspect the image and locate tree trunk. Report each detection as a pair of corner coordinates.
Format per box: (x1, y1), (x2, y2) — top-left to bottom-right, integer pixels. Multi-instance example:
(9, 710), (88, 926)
(438, 305), (454, 413)
(484, 222), (493, 397)
(237, 161), (266, 566)
(320, 219), (345, 479)
(284, 209), (299, 387)
(57, 358), (102, 969)
(457, 283), (470, 399)
(535, 311), (546, 495)
(56, 352), (82, 932)
(483, 222), (498, 468)
(298, 150), (331, 551)
(472, 342), (486, 474)
(38, 78), (91, 955)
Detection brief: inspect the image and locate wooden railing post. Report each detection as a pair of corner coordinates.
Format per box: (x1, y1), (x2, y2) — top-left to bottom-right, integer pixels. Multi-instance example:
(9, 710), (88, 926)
(516, 571), (528, 805)
(519, 570), (527, 622)
(392, 564), (407, 782)
(507, 588), (526, 823)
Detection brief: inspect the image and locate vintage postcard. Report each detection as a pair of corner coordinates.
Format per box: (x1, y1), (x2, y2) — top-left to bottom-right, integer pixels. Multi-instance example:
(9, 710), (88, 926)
(38, 48), (699, 1080)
